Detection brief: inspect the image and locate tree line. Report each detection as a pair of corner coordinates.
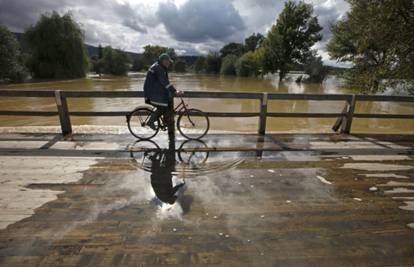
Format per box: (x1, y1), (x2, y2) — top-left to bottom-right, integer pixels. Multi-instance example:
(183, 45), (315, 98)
(0, 0), (412, 94)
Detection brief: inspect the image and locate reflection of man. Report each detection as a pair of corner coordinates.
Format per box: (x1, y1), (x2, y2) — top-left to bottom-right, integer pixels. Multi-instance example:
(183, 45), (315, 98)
(143, 53), (184, 130)
(148, 148), (185, 204)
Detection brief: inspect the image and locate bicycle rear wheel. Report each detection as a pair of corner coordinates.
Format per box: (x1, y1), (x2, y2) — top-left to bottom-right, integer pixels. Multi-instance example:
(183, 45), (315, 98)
(127, 107), (160, 140)
(177, 108), (209, 140)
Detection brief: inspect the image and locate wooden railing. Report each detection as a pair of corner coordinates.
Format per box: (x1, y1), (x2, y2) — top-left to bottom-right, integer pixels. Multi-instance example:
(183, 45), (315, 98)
(0, 90), (413, 136)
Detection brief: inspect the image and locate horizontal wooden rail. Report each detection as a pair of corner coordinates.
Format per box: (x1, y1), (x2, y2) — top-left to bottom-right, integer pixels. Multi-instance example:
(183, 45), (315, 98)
(267, 112), (346, 118)
(355, 95), (414, 102)
(353, 113), (414, 119)
(0, 111), (58, 116)
(268, 93), (351, 101)
(0, 89), (413, 136)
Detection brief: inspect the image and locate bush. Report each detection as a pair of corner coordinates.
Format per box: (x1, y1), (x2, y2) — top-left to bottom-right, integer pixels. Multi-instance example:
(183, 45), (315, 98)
(0, 25), (28, 82)
(220, 55), (238, 75)
(236, 52), (260, 77)
(25, 12), (88, 79)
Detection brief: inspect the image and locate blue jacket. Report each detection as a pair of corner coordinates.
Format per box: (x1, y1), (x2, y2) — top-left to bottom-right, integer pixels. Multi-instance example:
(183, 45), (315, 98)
(144, 62), (176, 107)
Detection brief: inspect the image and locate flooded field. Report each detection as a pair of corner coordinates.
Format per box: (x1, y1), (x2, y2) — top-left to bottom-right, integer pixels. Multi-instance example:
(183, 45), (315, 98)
(0, 73), (413, 133)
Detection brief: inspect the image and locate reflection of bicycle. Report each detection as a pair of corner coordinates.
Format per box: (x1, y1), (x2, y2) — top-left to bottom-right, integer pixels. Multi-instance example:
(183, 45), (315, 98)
(178, 139), (209, 166)
(126, 97), (209, 140)
(129, 140), (209, 168)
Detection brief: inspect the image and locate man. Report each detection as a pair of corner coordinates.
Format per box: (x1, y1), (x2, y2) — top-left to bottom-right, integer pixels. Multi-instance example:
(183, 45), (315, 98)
(143, 53), (183, 130)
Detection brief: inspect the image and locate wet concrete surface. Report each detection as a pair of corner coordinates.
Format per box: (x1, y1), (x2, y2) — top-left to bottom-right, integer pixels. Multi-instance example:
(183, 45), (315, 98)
(0, 130), (414, 266)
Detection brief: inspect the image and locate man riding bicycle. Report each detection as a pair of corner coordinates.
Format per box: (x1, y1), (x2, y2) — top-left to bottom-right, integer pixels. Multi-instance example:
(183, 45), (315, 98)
(143, 53), (183, 130)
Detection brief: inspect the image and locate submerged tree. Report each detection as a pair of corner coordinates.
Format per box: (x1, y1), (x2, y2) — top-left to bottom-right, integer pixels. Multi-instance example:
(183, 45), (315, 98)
(327, 0), (414, 94)
(220, 54), (238, 75)
(303, 51), (328, 83)
(25, 12), (88, 79)
(194, 56), (206, 73)
(0, 25), (27, 82)
(205, 52), (221, 74)
(101, 46), (130, 76)
(260, 1), (322, 81)
(236, 52), (260, 77)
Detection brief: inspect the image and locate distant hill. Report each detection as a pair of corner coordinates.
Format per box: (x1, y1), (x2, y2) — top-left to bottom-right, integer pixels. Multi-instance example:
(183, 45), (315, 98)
(14, 32), (197, 65)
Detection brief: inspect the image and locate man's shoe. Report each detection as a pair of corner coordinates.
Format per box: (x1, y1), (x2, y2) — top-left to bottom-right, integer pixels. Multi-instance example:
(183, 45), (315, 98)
(146, 121), (157, 130)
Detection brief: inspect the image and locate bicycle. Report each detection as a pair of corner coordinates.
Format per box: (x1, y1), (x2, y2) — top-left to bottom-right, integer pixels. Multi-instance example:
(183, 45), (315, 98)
(126, 97), (210, 140)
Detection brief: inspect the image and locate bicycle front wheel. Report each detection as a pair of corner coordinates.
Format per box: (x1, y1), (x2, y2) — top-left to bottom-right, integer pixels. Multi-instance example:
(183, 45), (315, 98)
(177, 108), (209, 140)
(127, 107), (160, 140)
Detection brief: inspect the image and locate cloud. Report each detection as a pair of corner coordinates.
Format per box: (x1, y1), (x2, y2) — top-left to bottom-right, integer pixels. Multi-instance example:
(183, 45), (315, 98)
(157, 0), (246, 43)
(122, 18), (147, 33)
(0, 0), (350, 64)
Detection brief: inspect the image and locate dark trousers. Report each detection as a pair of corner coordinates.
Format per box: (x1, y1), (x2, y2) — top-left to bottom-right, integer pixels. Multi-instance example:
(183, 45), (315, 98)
(149, 103), (174, 130)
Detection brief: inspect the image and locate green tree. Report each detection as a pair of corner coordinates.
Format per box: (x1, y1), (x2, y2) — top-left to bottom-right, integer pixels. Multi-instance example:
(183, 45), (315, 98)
(220, 43), (245, 58)
(220, 54), (238, 75)
(236, 52), (260, 77)
(0, 25), (27, 82)
(101, 46), (130, 76)
(98, 44), (103, 59)
(303, 51), (327, 83)
(194, 56), (206, 73)
(205, 52), (221, 74)
(173, 59), (187, 73)
(142, 45), (176, 67)
(244, 33), (264, 52)
(327, 0), (414, 93)
(260, 1), (322, 81)
(25, 12), (88, 79)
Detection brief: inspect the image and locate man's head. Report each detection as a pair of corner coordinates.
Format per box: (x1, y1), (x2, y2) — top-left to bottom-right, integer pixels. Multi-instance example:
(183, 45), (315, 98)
(159, 53), (173, 68)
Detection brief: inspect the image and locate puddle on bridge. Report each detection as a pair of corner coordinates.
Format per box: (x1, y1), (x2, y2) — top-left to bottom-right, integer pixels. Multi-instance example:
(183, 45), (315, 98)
(0, 133), (414, 266)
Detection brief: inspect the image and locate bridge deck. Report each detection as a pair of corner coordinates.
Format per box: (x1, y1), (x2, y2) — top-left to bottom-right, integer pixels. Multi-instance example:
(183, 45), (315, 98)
(0, 129), (413, 266)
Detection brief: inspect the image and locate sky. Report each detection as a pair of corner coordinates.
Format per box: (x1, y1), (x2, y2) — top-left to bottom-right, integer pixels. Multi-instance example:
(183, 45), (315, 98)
(0, 0), (350, 66)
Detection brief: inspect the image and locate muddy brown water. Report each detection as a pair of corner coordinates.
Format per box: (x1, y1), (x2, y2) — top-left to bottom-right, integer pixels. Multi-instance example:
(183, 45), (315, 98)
(0, 73), (413, 133)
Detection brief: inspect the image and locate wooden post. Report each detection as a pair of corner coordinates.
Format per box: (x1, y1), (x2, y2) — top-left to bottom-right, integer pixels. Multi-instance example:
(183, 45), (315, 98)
(332, 104), (348, 132)
(54, 90), (72, 137)
(168, 97), (175, 141)
(258, 93), (268, 135)
(342, 94), (356, 134)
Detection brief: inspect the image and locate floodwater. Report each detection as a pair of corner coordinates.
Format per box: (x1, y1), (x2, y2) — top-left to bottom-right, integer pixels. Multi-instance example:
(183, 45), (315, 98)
(0, 72), (413, 133)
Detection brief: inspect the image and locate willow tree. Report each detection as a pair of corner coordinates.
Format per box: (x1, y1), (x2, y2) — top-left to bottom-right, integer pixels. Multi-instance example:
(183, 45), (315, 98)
(0, 25), (27, 82)
(25, 12), (88, 79)
(328, 0), (414, 94)
(260, 1), (322, 81)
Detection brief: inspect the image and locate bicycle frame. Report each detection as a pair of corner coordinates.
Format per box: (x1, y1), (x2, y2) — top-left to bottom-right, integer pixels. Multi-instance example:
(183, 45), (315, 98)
(156, 97), (190, 128)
